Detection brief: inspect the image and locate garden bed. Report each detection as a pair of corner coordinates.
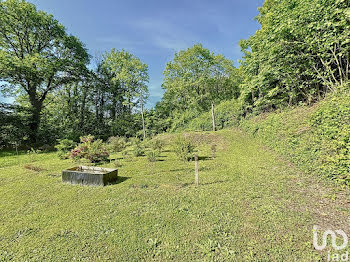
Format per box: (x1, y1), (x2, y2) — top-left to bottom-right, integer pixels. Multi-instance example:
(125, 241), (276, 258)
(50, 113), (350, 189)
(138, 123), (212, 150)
(62, 166), (118, 186)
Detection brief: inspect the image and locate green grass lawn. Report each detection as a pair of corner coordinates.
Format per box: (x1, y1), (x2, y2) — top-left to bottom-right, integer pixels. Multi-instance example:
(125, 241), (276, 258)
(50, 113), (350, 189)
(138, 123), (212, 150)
(0, 129), (347, 261)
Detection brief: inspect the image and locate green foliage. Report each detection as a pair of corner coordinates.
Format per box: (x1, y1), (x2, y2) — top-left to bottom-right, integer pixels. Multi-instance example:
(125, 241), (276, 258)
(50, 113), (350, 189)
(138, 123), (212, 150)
(70, 135), (109, 163)
(107, 136), (127, 153)
(55, 139), (76, 159)
(149, 139), (165, 152)
(309, 87), (350, 183)
(113, 159), (121, 168)
(239, 0), (350, 113)
(187, 99), (243, 131)
(0, 0), (89, 142)
(129, 137), (141, 146)
(0, 103), (31, 148)
(132, 144), (144, 157)
(242, 86), (350, 185)
(172, 135), (195, 161)
(146, 149), (160, 162)
(122, 149), (134, 162)
(159, 44), (242, 130)
(102, 48), (149, 112)
(0, 2), (151, 146)
(122, 137), (145, 157)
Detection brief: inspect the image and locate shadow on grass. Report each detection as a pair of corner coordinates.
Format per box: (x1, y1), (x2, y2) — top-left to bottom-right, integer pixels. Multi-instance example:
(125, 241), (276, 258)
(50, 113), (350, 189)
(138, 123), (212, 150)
(197, 156), (213, 161)
(162, 150), (172, 153)
(200, 180), (230, 186)
(170, 168), (193, 172)
(108, 176), (131, 186)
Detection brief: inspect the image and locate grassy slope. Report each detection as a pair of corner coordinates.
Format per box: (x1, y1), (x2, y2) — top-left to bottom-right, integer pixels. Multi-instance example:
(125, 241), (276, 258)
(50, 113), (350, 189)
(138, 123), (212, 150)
(241, 89), (350, 184)
(0, 130), (349, 261)
(187, 87), (350, 185)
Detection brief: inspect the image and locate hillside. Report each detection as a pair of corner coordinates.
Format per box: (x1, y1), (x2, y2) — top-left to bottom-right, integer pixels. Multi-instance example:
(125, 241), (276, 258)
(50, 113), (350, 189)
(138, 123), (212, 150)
(186, 86), (350, 186)
(1, 130), (350, 260)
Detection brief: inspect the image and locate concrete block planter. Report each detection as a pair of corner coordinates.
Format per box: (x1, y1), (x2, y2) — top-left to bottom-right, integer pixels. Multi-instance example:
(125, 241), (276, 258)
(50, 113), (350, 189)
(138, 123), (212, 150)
(62, 166), (118, 186)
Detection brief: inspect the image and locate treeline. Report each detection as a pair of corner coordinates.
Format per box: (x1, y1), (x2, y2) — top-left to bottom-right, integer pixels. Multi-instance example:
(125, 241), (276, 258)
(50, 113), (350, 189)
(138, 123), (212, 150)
(0, 0), (149, 148)
(157, 0), (350, 131)
(1, 0), (349, 149)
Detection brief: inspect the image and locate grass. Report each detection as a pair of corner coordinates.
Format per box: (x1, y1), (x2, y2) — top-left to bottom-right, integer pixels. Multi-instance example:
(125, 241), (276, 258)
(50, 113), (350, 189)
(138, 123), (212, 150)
(0, 129), (348, 261)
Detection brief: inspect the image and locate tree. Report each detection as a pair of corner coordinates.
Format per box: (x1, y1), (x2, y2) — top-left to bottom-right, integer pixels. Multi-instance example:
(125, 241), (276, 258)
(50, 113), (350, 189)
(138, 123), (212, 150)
(161, 44), (241, 131)
(0, 0), (89, 143)
(102, 49), (149, 138)
(239, 0), (350, 113)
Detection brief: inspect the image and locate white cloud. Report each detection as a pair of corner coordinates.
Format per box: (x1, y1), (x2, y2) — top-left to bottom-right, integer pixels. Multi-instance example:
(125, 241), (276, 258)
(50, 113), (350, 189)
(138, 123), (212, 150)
(128, 18), (196, 52)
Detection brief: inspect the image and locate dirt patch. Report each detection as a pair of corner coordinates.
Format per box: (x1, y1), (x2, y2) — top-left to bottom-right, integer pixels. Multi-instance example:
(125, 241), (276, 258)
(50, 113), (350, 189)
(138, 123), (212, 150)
(24, 164), (46, 172)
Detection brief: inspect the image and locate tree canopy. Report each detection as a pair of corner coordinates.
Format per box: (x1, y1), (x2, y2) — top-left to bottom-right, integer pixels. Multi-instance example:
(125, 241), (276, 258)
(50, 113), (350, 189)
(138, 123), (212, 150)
(159, 44), (241, 130)
(239, 0), (350, 112)
(0, 0), (89, 142)
(1, 0), (349, 147)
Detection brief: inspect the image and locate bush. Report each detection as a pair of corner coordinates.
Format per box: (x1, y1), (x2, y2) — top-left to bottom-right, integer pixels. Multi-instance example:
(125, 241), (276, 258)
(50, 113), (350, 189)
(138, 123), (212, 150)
(122, 150), (134, 162)
(128, 137), (144, 157)
(146, 150), (160, 162)
(107, 136), (127, 153)
(149, 139), (165, 152)
(55, 139), (76, 159)
(70, 135), (109, 163)
(129, 137), (141, 146)
(132, 143), (144, 157)
(309, 89), (350, 183)
(187, 99), (243, 131)
(172, 135), (195, 161)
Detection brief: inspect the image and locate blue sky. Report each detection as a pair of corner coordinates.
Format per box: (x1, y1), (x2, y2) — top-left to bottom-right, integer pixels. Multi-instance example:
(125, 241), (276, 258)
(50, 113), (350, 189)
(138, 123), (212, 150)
(1, 0), (264, 107)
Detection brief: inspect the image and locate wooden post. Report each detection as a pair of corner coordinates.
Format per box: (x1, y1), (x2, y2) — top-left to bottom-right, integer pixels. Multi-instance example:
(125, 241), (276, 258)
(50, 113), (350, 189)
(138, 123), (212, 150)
(194, 154), (199, 186)
(211, 103), (216, 132)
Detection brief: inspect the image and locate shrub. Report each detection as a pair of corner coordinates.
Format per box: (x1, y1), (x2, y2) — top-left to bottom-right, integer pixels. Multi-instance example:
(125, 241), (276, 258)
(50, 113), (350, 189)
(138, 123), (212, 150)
(70, 135), (109, 163)
(149, 139), (165, 152)
(146, 150), (160, 162)
(128, 137), (144, 157)
(172, 135), (195, 161)
(187, 99), (243, 131)
(107, 136), (127, 153)
(129, 137), (141, 146)
(122, 150), (134, 162)
(55, 139), (76, 159)
(132, 143), (144, 157)
(309, 89), (350, 183)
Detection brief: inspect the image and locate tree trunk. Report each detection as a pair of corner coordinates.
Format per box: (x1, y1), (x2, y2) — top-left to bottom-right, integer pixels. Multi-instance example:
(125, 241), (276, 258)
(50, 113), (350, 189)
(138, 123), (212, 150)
(211, 103), (216, 132)
(141, 100), (146, 139)
(111, 97), (117, 121)
(28, 96), (43, 144)
(80, 85), (88, 130)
